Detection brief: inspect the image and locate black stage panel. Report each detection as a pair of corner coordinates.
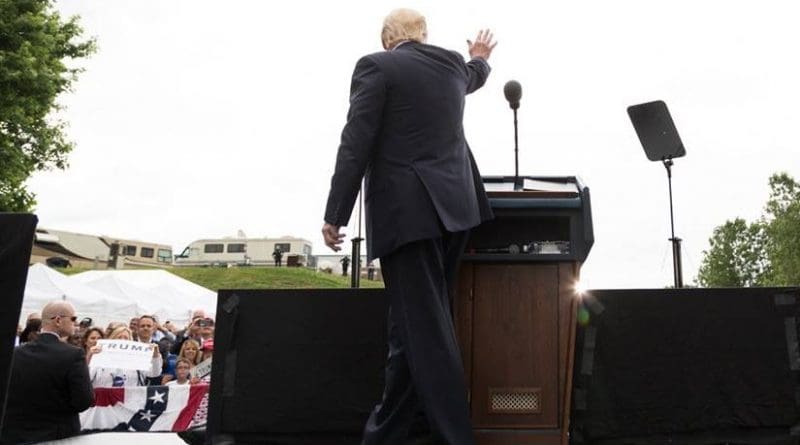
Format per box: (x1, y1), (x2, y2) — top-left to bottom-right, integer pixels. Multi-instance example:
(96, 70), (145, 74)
(571, 287), (800, 445)
(207, 289), (388, 445)
(0, 213), (37, 435)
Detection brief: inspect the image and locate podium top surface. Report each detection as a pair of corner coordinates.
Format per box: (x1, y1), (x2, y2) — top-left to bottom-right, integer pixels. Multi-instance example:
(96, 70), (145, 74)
(482, 176), (588, 209)
(484, 177), (579, 195)
(469, 175), (594, 262)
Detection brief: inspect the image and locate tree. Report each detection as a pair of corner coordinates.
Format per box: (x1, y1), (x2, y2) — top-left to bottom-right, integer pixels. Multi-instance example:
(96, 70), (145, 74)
(0, 0), (95, 211)
(763, 173), (800, 285)
(696, 173), (800, 287)
(695, 218), (770, 287)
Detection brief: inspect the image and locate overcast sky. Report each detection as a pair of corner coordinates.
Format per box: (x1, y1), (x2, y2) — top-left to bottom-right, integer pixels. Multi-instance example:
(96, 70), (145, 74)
(32, 0), (800, 289)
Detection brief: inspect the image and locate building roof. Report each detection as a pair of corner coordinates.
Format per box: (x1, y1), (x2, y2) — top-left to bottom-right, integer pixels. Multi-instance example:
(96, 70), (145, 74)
(99, 235), (171, 250)
(191, 236), (312, 243)
(36, 228), (111, 261)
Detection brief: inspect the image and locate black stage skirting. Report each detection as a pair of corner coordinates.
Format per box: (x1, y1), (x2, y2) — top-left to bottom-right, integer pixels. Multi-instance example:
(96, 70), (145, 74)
(0, 213), (37, 434)
(200, 286), (800, 444)
(207, 289), (388, 445)
(571, 287), (800, 445)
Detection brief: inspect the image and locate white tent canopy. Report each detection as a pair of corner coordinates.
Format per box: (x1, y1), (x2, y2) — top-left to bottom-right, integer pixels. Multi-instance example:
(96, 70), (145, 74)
(21, 264), (138, 327)
(76, 274), (175, 324)
(73, 269), (217, 325)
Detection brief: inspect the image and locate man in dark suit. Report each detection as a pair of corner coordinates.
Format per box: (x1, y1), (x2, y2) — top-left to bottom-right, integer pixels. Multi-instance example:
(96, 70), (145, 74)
(1, 301), (94, 444)
(322, 8), (496, 445)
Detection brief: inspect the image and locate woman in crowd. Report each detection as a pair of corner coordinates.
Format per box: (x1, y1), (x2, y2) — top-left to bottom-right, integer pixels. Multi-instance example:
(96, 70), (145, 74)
(18, 318), (41, 344)
(66, 333), (83, 347)
(82, 327), (104, 364)
(199, 338), (213, 364)
(104, 321), (126, 338)
(178, 338), (203, 365)
(188, 339), (213, 427)
(88, 326), (163, 387)
(162, 338), (203, 384)
(165, 358), (192, 386)
(189, 338), (213, 384)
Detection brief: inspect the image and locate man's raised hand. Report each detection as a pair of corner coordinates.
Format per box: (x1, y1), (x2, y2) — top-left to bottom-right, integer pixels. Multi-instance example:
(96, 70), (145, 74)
(467, 29), (498, 60)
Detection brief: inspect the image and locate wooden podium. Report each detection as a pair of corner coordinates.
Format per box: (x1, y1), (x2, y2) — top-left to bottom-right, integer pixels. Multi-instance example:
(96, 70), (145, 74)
(454, 176), (594, 445)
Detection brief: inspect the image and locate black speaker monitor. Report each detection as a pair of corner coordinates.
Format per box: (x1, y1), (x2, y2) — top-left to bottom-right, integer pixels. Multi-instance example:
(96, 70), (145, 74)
(627, 100), (686, 161)
(0, 214), (38, 436)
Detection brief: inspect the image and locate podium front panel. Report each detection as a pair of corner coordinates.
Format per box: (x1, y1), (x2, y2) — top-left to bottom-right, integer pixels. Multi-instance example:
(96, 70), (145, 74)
(454, 175), (591, 444)
(470, 264), (560, 428)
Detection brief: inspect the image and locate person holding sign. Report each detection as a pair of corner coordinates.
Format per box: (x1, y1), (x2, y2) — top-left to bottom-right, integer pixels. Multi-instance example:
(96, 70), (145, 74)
(200, 338), (213, 362)
(81, 327), (104, 364)
(88, 326), (163, 388)
(190, 338), (214, 383)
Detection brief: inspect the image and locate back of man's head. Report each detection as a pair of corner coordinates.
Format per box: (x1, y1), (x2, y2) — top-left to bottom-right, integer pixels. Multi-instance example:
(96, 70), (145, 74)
(381, 8), (427, 50)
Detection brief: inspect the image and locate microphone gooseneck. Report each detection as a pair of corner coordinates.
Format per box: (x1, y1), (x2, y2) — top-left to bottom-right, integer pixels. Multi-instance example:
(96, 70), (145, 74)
(503, 80), (522, 186)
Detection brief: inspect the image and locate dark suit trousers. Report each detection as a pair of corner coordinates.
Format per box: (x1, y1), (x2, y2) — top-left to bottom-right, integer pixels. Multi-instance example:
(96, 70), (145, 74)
(362, 230), (474, 445)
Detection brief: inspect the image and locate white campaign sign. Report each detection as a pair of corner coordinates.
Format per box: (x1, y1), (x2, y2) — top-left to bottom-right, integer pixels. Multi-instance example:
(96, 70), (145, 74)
(191, 357), (213, 379)
(89, 339), (156, 371)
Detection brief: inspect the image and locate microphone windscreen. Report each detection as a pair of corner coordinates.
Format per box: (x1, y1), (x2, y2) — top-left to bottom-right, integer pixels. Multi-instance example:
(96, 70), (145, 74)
(503, 80), (522, 109)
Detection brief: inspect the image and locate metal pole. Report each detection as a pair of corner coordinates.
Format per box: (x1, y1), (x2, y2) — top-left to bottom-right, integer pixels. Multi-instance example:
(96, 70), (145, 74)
(672, 236), (683, 288)
(350, 237), (362, 288)
(350, 187), (364, 288)
(513, 108), (519, 186)
(663, 158), (683, 288)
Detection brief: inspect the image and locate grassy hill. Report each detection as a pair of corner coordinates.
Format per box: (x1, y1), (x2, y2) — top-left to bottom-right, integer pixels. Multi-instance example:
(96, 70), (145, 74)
(171, 267), (383, 291)
(61, 266), (384, 291)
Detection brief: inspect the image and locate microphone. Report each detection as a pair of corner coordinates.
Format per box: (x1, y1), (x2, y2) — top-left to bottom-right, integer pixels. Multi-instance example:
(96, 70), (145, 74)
(503, 80), (522, 184)
(503, 80), (522, 110)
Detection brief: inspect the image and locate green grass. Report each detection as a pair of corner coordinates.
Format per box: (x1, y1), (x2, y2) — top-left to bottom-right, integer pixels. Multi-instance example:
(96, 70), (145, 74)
(58, 266), (383, 291)
(170, 267), (383, 291)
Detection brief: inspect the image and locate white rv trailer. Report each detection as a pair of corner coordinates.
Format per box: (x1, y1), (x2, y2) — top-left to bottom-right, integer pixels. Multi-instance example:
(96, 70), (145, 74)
(174, 237), (312, 267)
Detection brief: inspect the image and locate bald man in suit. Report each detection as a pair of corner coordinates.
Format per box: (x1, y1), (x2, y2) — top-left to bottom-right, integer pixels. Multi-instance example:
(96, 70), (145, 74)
(1, 301), (94, 444)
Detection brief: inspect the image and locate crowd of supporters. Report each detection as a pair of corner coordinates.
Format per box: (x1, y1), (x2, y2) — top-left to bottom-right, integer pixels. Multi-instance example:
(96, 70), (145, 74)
(15, 309), (216, 387)
(3, 303), (216, 444)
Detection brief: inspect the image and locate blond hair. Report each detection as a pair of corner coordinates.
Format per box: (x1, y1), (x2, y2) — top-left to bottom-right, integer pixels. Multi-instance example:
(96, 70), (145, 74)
(179, 338), (203, 365)
(105, 321), (126, 337)
(381, 8), (427, 50)
(108, 326), (132, 340)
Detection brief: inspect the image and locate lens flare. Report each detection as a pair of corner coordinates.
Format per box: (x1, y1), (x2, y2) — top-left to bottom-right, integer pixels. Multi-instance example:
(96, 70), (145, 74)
(577, 306), (591, 326)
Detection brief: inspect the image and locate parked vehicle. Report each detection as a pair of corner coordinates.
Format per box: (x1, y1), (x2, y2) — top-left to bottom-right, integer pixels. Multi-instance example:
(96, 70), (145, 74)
(174, 237), (312, 267)
(105, 237), (173, 267)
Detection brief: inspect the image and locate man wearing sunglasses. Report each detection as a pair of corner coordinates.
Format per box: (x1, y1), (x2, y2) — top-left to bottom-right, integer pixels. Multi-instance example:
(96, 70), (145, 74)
(1, 301), (93, 444)
(194, 317), (216, 350)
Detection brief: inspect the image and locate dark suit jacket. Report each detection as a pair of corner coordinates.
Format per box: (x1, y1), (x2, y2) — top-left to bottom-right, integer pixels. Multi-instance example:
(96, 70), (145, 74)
(1, 333), (94, 444)
(324, 41), (493, 261)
